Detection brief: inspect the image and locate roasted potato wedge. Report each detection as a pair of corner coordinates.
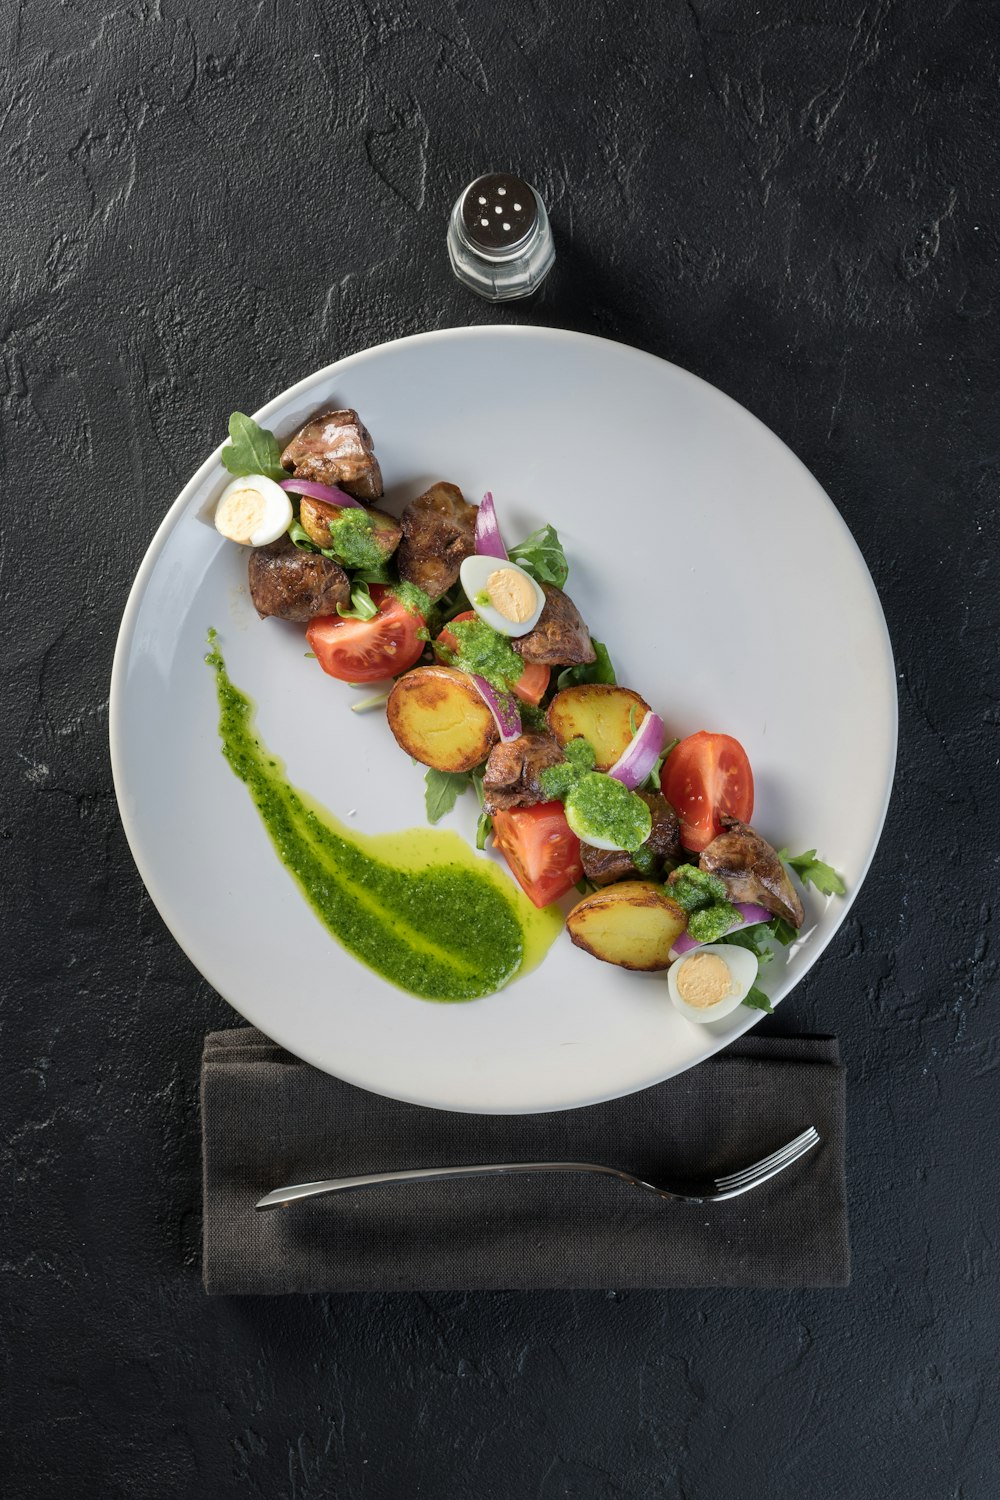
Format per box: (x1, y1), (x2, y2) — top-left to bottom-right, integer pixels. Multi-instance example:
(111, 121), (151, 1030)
(299, 496), (402, 559)
(547, 685), (653, 771)
(567, 881), (687, 971)
(387, 666), (498, 773)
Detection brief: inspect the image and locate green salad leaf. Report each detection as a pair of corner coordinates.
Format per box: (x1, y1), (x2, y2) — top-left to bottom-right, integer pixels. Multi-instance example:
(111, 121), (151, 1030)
(287, 517), (317, 551)
(221, 412), (287, 483)
(509, 524), (569, 587)
(336, 583), (379, 621)
(424, 768), (472, 824)
(778, 848), (846, 895)
(742, 986), (774, 1014)
(557, 640), (617, 691)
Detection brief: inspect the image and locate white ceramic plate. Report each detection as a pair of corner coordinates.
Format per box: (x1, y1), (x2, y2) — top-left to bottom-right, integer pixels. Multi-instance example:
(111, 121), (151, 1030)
(110, 327), (896, 1113)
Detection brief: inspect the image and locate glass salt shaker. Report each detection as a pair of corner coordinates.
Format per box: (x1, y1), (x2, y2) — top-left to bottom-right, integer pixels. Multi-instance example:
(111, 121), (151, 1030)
(447, 172), (555, 301)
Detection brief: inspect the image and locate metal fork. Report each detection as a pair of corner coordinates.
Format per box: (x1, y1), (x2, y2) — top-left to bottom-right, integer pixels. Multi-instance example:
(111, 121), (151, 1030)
(255, 1126), (820, 1210)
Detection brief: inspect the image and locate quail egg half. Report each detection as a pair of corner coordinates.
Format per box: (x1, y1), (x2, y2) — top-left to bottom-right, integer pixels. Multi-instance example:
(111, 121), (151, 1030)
(459, 555), (545, 637)
(214, 474), (293, 547)
(667, 943), (759, 1023)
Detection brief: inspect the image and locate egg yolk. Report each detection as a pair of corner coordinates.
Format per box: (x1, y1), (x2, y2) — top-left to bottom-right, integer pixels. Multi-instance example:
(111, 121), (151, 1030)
(676, 952), (733, 1008)
(215, 487), (266, 544)
(487, 567), (536, 624)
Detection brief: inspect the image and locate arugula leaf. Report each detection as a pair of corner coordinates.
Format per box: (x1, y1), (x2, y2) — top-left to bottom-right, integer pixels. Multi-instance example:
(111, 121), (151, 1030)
(720, 922), (774, 966)
(742, 985), (774, 1013)
(221, 412), (287, 483)
(778, 847), (846, 896)
(424, 768), (471, 824)
(557, 640), (617, 691)
(509, 524), (569, 588)
(769, 916), (799, 946)
(336, 583), (379, 621)
(287, 517), (318, 551)
(475, 808), (493, 851)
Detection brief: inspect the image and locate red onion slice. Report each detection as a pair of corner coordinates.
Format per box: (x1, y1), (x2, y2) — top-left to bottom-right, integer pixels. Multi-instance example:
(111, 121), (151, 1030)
(471, 674), (521, 741)
(672, 903), (774, 955)
(279, 478), (365, 509)
(474, 492), (508, 559)
(606, 711), (665, 790)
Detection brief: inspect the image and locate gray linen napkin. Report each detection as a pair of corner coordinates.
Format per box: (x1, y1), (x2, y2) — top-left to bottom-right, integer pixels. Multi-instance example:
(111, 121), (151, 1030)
(201, 1028), (848, 1294)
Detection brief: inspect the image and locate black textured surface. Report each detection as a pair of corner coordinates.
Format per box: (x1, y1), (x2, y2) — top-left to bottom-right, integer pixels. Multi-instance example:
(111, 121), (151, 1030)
(2, 2), (998, 1495)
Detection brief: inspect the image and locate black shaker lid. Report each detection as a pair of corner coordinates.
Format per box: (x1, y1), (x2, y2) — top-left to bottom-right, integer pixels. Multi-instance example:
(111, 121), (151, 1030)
(460, 173), (537, 255)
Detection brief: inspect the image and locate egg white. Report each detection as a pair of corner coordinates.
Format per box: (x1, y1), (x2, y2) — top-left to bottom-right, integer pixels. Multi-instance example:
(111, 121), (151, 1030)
(667, 943), (759, 1024)
(459, 555), (545, 637)
(214, 474), (293, 547)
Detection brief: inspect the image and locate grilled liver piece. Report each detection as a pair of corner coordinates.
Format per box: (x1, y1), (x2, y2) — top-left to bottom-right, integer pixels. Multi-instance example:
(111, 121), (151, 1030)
(280, 409), (383, 501)
(482, 732), (567, 814)
(396, 482), (477, 600)
(513, 585), (595, 667)
(698, 817), (805, 927)
(247, 535), (351, 622)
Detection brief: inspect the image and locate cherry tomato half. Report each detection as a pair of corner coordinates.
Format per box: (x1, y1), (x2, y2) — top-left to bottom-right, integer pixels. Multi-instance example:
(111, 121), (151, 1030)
(491, 801), (583, 908)
(306, 585), (425, 683)
(661, 731), (754, 853)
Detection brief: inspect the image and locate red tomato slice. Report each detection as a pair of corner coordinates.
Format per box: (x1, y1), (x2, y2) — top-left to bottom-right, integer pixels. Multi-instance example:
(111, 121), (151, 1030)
(661, 731), (754, 853)
(437, 611), (550, 707)
(491, 801), (583, 908)
(306, 585), (425, 683)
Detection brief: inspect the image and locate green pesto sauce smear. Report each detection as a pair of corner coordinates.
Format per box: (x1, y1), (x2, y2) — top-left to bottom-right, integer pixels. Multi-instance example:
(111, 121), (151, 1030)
(390, 580), (433, 618)
(564, 773), (652, 853)
(327, 509), (386, 571)
(205, 632), (560, 1002)
(450, 617), (524, 691)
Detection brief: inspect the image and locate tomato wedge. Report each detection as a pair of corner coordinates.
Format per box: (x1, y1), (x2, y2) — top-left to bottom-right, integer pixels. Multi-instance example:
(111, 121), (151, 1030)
(661, 731), (754, 853)
(491, 801), (583, 908)
(306, 585), (425, 683)
(437, 611), (550, 707)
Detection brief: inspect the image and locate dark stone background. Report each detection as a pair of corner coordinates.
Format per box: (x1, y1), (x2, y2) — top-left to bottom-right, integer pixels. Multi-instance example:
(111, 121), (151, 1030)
(2, 1), (997, 1495)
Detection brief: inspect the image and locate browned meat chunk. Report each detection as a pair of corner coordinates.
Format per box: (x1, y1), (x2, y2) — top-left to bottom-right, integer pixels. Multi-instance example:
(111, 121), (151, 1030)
(698, 817), (805, 927)
(299, 495), (402, 560)
(581, 793), (682, 884)
(513, 585), (596, 667)
(482, 732), (567, 814)
(280, 409), (383, 501)
(247, 535), (351, 622)
(396, 482), (477, 600)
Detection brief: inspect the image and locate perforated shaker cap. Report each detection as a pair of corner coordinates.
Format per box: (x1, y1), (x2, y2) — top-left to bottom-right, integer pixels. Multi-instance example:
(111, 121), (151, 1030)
(460, 173), (538, 257)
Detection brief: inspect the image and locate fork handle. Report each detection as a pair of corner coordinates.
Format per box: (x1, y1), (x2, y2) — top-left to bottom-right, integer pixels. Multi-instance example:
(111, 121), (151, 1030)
(255, 1161), (672, 1211)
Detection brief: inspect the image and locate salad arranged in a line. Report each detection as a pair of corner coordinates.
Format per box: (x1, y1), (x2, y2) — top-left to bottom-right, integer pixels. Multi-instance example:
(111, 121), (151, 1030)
(214, 405), (845, 1022)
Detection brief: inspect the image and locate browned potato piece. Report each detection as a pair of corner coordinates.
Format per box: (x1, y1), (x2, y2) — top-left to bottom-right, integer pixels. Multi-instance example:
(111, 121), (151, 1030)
(299, 496), (402, 559)
(387, 666), (499, 773)
(547, 685), (653, 771)
(567, 882), (687, 971)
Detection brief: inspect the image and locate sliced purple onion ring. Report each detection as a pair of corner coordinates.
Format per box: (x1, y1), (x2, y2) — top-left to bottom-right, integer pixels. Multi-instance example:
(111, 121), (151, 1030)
(470, 674), (521, 742)
(606, 711), (665, 790)
(672, 903), (773, 956)
(279, 478), (365, 509)
(474, 491), (508, 559)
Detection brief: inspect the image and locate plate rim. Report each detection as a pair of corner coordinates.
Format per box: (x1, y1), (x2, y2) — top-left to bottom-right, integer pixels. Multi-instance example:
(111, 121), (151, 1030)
(110, 324), (898, 1113)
